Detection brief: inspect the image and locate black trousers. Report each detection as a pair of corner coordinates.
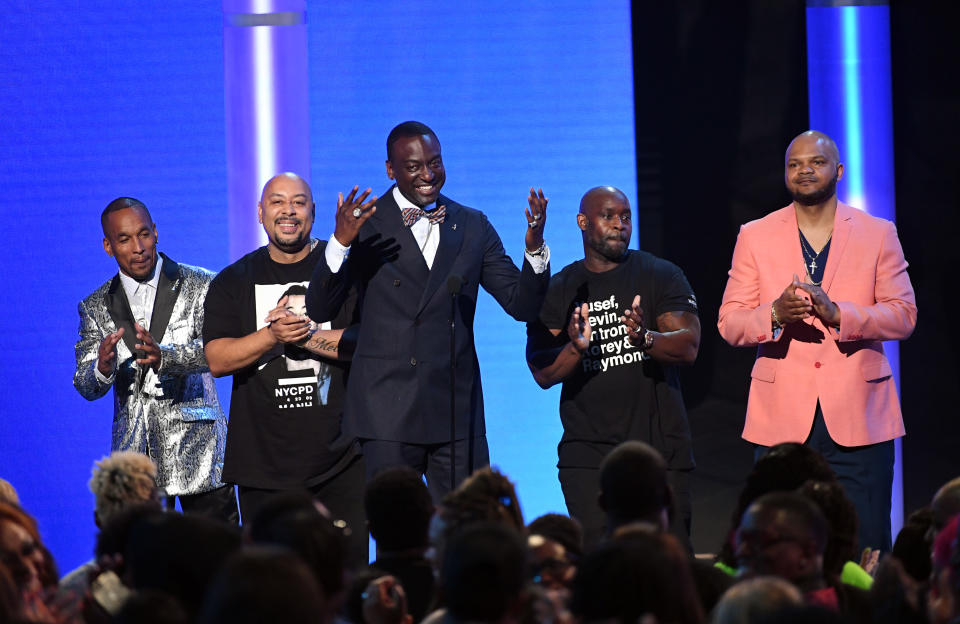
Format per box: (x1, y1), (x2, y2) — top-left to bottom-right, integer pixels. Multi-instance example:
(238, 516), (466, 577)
(361, 437), (490, 503)
(237, 455), (368, 570)
(167, 484), (239, 525)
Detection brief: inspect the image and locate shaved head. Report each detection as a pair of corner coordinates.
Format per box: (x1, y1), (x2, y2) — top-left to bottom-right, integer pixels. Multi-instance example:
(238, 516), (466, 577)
(579, 186), (629, 214)
(257, 172), (315, 258)
(577, 186), (632, 267)
(260, 172), (313, 205)
(785, 130), (840, 165)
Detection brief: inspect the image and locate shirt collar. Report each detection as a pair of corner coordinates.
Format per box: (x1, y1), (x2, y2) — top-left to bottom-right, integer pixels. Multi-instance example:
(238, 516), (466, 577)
(392, 186), (435, 213)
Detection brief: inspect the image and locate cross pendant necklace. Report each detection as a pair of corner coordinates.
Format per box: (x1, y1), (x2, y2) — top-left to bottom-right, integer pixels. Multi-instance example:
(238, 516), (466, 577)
(798, 229), (831, 286)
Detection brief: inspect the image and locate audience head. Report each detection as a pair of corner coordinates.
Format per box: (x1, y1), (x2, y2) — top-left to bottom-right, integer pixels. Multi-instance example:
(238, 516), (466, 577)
(248, 491), (347, 599)
(457, 467), (524, 529)
(0, 479), (19, 505)
(892, 506), (935, 583)
(365, 467), (434, 553)
(88, 451), (162, 528)
(599, 440), (672, 532)
(796, 480), (858, 582)
(928, 514), (960, 624)
(124, 510), (241, 619)
(735, 492), (828, 591)
(115, 589), (189, 624)
(527, 513), (583, 562)
(571, 525), (705, 624)
(719, 443), (835, 566)
(430, 466), (524, 572)
(932, 477), (960, 538)
(710, 576), (803, 624)
(198, 546), (327, 624)
(526, 513), (582, 592)
(441, 522), (527, 624)
(0, 501), (50, 601)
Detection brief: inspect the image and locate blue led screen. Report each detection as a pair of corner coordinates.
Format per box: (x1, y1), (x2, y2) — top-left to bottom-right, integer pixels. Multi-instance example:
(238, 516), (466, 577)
(0, 0), (637, 571)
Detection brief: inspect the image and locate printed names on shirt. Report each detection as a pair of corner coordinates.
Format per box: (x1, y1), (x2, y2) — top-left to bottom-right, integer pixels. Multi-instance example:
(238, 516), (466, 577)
(582, 294), (645, 373)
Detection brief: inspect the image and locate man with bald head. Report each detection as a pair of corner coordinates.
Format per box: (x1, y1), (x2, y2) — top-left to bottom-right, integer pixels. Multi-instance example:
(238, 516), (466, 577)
(719, 130), (917, 552)
(203, 173), (374, 565)
(526, 186), (700, 550)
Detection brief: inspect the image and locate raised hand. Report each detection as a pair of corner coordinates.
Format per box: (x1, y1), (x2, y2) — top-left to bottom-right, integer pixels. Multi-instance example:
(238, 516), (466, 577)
(773, 274), (814, 325)
(97, 328), (124, 377)
(796, 279), (841, 327)
(133, 322), (161, 371)
(361, 575), (412, 624)
(567, 302), (592, 353)
(332, 186), (377, 247)
(621, 295), (647, 347)
(525, 187), (548, 253)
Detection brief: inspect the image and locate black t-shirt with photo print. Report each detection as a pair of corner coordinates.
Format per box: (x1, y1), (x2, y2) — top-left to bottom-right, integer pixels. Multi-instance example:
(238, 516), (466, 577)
(529, 250), (698, 470)
(203, 243), (359, 489)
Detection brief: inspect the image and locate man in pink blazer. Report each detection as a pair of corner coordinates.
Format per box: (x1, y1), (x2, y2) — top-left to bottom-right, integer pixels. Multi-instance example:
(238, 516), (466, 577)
(718, 130), (916, 552)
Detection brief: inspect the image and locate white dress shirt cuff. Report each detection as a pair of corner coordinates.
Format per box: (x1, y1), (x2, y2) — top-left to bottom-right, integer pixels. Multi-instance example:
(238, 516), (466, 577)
(94, 360), (115, 385)
(524, 244), (550, 274)
(324, 235), (351, 273)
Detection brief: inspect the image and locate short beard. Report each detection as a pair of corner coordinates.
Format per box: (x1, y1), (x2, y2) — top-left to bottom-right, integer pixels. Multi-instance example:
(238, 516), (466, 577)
(792, 173), (838, 206)
(271, 229), (309, 254)
(588, 237), (628, 263)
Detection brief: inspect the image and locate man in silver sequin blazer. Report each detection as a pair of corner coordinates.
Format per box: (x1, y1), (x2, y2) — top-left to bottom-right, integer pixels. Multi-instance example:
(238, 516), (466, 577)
(73, 197), (237, 523)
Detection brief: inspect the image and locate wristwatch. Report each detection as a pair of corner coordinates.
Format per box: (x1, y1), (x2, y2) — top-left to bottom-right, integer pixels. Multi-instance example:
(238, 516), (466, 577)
(640, 329), (654, 351)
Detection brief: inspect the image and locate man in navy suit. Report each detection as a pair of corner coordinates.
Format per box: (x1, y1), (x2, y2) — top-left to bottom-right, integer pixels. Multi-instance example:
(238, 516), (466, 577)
(307, 121), (550, 499)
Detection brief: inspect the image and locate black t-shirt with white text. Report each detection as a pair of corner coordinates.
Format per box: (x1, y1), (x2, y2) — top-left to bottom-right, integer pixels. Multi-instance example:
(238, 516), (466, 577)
(528, 250), (698, 470)
(203, 244), (358, 489)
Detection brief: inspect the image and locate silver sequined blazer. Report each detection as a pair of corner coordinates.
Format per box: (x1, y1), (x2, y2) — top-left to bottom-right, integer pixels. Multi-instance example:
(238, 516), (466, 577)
(73, 253), (227, 496)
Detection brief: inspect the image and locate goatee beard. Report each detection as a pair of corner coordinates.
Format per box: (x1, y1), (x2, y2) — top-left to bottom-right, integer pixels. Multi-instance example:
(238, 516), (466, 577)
(792, 174), (838, 206)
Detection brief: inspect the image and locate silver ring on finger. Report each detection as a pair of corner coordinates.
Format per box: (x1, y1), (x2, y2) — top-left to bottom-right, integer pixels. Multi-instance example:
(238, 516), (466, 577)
(352, 207), (362, 218)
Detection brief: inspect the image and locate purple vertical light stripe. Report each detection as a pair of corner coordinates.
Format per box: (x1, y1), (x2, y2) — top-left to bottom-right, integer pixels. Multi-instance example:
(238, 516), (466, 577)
(222, 0), (310, 261)
(806, 2), (902, 540)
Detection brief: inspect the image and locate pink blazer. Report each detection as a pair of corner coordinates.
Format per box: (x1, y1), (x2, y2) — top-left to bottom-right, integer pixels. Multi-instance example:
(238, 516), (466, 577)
(718, 203), (916, 447)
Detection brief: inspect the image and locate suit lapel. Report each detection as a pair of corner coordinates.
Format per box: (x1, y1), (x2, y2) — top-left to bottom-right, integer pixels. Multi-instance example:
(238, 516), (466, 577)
(105, 276), (140, 357)
(149, 253), (181, 342)
(371, 188), (430, 279)
(417, 198), (465, 315)
(777, 206), (809, 280)
(821, 202), (853, 294)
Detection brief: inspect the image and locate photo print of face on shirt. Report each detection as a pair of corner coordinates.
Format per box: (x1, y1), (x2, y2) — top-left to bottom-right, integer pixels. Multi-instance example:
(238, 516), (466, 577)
(254, 282), (333, 408)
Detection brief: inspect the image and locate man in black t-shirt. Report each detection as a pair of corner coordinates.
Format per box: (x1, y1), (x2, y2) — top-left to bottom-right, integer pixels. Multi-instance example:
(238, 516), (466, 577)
(203, 172), (376, 567)
(526, 186), (701, 551)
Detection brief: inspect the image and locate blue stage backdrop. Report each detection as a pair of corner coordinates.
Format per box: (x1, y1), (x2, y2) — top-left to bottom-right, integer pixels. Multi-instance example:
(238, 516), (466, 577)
(0, 0), (636, 571)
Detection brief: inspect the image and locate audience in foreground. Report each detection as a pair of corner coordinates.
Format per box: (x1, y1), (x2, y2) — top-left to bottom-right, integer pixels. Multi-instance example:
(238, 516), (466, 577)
(2, 445), (960, 624)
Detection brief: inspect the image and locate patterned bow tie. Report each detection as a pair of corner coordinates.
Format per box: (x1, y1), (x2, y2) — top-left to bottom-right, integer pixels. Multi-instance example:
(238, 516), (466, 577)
(401, 204), (446, 227)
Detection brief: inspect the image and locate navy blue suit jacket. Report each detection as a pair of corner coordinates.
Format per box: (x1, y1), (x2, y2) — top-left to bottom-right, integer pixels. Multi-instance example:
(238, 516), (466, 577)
(307, 188), (548, 443)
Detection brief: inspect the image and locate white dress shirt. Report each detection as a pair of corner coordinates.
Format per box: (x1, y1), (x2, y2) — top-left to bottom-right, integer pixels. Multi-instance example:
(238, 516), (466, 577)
(95, 256), (163, 385)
